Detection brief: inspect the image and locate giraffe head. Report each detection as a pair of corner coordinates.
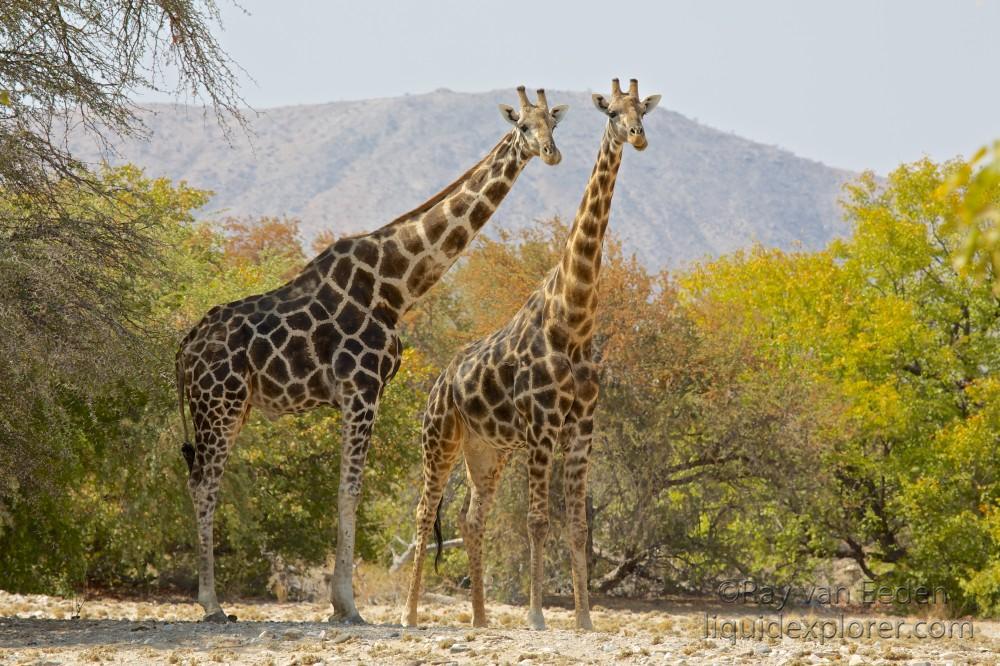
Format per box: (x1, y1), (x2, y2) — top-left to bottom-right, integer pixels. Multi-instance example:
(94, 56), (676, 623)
(498, 86), (568, 165)
(591, 78), (660, 151)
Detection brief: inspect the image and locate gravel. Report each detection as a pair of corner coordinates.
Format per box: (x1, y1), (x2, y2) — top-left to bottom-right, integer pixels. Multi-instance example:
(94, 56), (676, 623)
(0, 590), (997, 665)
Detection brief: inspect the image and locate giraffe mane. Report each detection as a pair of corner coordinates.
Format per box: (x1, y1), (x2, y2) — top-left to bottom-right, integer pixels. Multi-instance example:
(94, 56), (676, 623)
(359, 133), (514, 239)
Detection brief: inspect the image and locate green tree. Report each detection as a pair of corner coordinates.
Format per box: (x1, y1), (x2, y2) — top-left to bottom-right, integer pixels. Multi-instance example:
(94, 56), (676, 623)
(1, 0), (247, 517)
(686, 157), (1000, 612)
(0, 165), (210, 592)
(0, 172), (433, 596)
(938, 142), (1000, 291)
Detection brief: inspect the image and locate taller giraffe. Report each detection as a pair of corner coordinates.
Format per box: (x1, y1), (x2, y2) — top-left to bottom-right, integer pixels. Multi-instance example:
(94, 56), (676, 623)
(403, 79), (659, 631)
(176, 87), (568, 624)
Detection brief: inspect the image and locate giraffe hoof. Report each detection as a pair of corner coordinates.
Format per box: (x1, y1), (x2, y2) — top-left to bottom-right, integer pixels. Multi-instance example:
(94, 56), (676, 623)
(201, 610), (234, 623)
(327, 612), (367, 625)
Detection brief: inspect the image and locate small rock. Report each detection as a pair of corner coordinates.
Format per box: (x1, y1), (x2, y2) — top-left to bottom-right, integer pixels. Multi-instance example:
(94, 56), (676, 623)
(449, 643), (471, 653)
(601, 643), (615, 652)
(331, 633), (353, 645)
(848, 655), (865, 666)
(282, 628), (303, 640)
(754, 643), (772, 655)
(907, 662), (931, 666)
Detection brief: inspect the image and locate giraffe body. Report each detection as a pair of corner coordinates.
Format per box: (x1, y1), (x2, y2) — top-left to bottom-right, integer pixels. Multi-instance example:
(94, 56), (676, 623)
(177, 88), (567, 623)
(402, 79), (660, 631)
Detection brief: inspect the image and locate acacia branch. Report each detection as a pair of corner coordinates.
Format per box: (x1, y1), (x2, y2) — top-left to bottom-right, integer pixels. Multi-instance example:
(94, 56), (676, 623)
(388, 538), (464, 574)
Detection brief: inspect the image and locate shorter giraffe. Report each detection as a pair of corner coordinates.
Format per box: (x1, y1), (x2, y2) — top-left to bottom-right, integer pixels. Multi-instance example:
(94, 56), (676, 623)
(402, 79), (660, 630)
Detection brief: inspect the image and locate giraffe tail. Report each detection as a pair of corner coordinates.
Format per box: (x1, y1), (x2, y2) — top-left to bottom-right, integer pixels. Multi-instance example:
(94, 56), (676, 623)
(175, 346), (195, 474)
(433, 499), (444, 572)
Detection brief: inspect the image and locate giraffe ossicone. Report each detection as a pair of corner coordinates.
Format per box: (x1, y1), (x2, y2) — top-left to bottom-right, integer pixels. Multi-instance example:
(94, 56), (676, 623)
(402, 78), (660, 631)
(176, 86), (568, 624)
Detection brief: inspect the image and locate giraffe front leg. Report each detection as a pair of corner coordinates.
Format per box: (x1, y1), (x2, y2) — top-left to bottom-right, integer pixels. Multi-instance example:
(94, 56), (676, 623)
(564, 367), (599, 630)
(564, 423), (594, 631)
(329, 401), (376, 624)
(525, 425), (557, 630)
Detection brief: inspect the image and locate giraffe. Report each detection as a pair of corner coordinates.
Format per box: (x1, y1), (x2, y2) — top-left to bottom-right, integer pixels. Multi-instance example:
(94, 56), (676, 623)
(175, 87), (568, 624)
(402, 79), (660, 631)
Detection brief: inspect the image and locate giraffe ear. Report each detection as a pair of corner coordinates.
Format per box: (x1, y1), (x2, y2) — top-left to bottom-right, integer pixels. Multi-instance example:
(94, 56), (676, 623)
(641, 94), (661, 115)
(592, 94), (610, 114)
(550, 105), (569, 125)
(498, 104), (520, 125)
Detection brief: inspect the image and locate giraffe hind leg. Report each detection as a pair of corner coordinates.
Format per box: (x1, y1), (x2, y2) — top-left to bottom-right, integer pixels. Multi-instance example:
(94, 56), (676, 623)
(186, 391), (247, 623)
(402, 375), (463, 627)
(460, 439), (509, 628)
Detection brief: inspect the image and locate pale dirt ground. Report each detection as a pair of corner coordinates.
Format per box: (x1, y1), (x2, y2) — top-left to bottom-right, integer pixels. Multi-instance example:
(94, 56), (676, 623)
(1, 589), (998, 666)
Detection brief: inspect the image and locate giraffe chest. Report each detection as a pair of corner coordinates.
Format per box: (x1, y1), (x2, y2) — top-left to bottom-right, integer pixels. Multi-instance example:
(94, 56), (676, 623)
(451, 330), (583, 449)
(452, 348), (524, 449)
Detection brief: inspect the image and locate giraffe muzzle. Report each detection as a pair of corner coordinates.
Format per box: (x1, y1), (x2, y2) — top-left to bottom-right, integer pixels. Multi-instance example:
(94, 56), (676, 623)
(541, 143), (562, 165)
(628, 126), (647, 150)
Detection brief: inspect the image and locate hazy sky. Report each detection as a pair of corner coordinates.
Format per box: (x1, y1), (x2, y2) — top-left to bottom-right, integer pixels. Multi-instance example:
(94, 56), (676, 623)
(148, 0), (1000, 174)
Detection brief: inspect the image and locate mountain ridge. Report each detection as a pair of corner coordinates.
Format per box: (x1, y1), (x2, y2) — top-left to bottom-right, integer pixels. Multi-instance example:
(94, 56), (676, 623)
(70, 88), (854, 269)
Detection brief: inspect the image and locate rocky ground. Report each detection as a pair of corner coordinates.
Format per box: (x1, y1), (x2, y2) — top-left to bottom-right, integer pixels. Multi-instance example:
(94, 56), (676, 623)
(0, 589), (997, 665)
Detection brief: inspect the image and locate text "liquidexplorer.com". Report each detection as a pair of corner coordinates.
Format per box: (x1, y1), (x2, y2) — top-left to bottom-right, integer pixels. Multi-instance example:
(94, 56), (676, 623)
(704, 613), (974, 644)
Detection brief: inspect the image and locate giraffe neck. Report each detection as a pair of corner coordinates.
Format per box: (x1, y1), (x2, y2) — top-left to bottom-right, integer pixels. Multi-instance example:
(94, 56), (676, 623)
(367, 131), (532, 317)
(549, 123), (623, 338)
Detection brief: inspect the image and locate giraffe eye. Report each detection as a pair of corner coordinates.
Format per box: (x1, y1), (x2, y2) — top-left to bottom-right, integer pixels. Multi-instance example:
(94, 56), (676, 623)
(608, 111), (618, 119)
(519, 124), (529, 133)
